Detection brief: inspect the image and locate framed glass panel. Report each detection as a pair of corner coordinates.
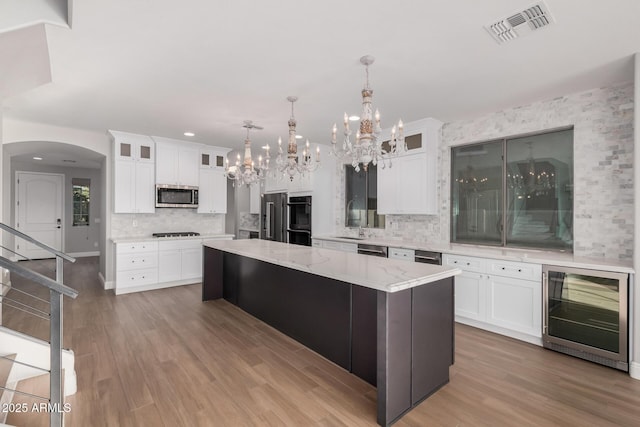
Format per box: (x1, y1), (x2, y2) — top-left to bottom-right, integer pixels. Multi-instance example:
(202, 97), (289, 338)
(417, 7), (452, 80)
(451, 140), (503, 245)
(505, 129), (573, 250)
(345, 165), (385, 228)
(72, 178), (90, 226)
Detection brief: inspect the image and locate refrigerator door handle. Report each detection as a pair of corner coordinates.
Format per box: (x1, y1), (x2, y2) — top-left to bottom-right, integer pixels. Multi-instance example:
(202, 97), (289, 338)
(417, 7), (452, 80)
(266, 202), (274, 239)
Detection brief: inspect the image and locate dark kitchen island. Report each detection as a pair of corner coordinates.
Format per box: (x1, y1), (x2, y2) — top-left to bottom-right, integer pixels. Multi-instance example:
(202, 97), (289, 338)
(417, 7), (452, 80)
(202, 239), (460, 426)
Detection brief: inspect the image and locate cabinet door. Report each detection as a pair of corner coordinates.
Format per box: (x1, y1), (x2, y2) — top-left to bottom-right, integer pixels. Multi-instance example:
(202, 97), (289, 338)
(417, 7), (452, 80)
(397, 154), (428, 214)
(135, 161), (156, 213)
(178, 148), (199, 186)
(376, 164), (396, 215)
(455, 271), (486, 321)
(197, 168), (215, 213)
(158, 249), (182, 282)
(156, 143), (179, 185)
(249, 185), (261, 214)
(486, 275), (542, 337)
(182, 247), (202, 280)
(210, 169), (227, 213)
(114, 160), (135, 213)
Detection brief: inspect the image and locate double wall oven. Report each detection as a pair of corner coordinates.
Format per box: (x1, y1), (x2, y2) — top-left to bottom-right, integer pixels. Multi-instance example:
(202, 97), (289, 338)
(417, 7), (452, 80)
(287, 196), (312, 246)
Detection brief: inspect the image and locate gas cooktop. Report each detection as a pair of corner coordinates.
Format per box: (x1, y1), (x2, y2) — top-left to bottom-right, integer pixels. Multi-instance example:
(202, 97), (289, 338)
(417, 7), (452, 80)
(152, 232), (201, 238)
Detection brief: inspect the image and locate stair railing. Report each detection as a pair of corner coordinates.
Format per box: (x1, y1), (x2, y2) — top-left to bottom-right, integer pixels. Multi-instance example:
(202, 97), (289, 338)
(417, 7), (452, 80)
(0, 222), (77, 427)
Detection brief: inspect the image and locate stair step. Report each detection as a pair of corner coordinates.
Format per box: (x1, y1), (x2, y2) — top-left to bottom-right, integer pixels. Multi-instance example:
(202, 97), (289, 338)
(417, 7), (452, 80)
(0, 355), (17, 427)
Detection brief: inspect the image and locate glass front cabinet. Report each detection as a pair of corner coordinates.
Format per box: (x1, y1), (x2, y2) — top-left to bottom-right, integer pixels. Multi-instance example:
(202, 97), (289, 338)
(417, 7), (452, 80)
(543, 265), (629, 371)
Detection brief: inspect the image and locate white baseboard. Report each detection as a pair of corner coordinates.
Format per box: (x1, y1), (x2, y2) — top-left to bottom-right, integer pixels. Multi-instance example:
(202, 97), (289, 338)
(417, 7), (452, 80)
(98, 272), (114, 290)
(455, 316), (543, 347)
(630, 361), (640, 380)
(114, 278), (201, 295)
(67, 251), (100, 258)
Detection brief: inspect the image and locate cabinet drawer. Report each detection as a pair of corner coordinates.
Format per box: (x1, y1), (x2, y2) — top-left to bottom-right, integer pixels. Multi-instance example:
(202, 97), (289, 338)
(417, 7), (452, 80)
(389, 247), (415, 261)
(489, 260), (542, 281)
(158, 239), (202, 251)
(116, 268), (158, 289)
(443, 254), (484, 273)
(117, 241), (158, 254)
(117, 252), (158, 271)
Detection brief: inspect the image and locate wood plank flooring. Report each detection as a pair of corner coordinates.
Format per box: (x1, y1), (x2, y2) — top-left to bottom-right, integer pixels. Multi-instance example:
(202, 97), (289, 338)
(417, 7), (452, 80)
(3, 256), (640, 426)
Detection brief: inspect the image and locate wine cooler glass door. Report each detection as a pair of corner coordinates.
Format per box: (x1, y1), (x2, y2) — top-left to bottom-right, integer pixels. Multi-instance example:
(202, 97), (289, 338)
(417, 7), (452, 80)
(543, 265), (628, 370)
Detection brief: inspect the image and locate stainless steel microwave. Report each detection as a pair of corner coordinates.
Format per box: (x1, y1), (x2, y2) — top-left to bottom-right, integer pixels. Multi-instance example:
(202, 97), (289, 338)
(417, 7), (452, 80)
(156, 185), (199, 208)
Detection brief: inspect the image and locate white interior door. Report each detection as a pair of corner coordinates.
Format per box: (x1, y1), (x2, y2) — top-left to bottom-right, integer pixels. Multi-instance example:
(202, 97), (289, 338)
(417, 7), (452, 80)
(15, 172), (64, 260)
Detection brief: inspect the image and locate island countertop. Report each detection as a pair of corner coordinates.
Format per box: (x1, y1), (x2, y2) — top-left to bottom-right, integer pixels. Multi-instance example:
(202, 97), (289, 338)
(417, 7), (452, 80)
(203, 239), (461, 293)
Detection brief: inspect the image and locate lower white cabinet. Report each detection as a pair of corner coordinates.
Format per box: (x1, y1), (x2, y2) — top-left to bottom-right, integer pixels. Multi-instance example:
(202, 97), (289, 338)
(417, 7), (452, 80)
(115, 241), (159, 292)
(158, 240), (203, 282)
(311, 238), (357, 253)
(443, 253), (542, 342)
(389, 247), (415, 261)
(115, 238), (211, 295)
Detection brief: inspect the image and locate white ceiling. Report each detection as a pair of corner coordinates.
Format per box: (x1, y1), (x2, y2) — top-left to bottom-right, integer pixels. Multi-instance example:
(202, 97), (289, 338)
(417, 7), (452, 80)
(2, 0), (640, 160)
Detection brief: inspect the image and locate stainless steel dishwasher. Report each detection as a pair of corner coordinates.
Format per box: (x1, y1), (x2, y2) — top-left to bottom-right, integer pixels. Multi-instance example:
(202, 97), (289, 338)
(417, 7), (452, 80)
(414, 250), (442, 265)
(357, 243), (388, 258)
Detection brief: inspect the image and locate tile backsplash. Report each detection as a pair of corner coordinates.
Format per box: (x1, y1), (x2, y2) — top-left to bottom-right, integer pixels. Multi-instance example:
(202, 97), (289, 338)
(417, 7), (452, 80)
(111, 209), (225, 239)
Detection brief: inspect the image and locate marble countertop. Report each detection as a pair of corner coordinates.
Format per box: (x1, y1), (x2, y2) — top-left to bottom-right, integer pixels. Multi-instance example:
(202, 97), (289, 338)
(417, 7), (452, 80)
(203, 239), (461, 293)
(312, 235), (634, 274)
(238, 227), (259, 232)
(112, 234), (235, 244)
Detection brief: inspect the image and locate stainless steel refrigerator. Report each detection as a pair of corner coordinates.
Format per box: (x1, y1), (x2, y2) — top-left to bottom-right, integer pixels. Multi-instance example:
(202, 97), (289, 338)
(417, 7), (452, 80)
(260, 192), (286, 242)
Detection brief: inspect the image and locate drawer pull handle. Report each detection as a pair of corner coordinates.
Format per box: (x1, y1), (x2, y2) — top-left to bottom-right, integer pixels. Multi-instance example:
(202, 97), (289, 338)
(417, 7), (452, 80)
(501, 267), (505, 270)
(518, 269), (522, 272)
(466, 262), (470, 266)
(453, 261), (458, 264)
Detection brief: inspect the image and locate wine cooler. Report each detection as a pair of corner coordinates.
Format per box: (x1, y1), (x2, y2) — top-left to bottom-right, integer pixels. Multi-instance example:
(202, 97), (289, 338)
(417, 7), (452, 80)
(542, 265), (628, 371)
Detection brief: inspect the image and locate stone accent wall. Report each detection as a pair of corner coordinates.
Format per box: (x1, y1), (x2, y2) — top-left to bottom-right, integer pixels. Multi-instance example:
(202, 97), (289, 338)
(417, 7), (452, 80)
(334, 82), (634, 260)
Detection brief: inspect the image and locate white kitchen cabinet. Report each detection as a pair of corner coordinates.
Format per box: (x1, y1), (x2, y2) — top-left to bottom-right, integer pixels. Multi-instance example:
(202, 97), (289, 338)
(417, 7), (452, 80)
(388, 247), (414, 261)
(115, 241), (159, 294)
(249, 185), (261, 214)
(377, 118), (441, 215)
(198, 167), (227, 214)
(443, 253), (542, 342)
(110, 131), (156, 214)
(199, 149), (226, 169)
(158, 239), (203, 283)
(263, 173), (288, 193)
(311, 238), (358, 253)
(154, 138), (199, 186)
(288, 173), (313, 193)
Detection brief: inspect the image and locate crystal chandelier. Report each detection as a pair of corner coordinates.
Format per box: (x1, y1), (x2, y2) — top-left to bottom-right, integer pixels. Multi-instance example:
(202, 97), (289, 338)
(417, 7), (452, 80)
(275, 96), (320, 181)
(225, 120), (270, 186)
(330, 55), (404, 172)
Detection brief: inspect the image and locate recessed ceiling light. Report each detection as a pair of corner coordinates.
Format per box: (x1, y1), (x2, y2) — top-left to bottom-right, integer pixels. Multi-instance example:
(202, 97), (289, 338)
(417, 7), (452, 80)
(184, 132), (195, 137)
(348, 115), (360, 121)
(295, 135), (303, 139)
(33, 156), (43, 160)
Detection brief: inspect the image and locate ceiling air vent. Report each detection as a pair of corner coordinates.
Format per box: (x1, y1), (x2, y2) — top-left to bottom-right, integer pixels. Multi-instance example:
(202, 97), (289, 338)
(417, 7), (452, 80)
(486, 2), (554, 44)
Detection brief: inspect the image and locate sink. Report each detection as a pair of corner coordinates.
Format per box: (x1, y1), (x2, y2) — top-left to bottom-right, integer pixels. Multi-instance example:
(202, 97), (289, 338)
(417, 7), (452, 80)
(335, 235), (365, 240)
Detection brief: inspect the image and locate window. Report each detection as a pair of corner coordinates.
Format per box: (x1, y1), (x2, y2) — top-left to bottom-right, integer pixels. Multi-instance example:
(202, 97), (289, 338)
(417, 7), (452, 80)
(72, 178), (90, 226)
(345, 165), (385, 228)
(451, 128), (573, 251)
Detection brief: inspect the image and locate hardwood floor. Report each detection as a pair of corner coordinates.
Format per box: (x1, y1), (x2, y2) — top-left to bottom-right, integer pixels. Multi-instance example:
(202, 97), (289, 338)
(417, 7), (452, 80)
(4, 257), (640, 426)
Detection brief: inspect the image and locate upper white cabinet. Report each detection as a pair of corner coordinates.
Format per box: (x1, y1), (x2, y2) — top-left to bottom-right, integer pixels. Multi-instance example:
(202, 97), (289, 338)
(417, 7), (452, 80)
(198, 147), (229, 214)
(249, 185), (260, 214)
(110, 130), (156, 213)
(377, 118), (442, 215)
(153, 137), (199, 187)
(198, 167), (227, 214)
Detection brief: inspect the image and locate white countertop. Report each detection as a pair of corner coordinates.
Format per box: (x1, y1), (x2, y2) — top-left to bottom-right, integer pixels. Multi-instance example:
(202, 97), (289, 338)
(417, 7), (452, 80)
(312, 235), (634, 274)
(203, 239), (461, 293)
(112, 234), (235, 244)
